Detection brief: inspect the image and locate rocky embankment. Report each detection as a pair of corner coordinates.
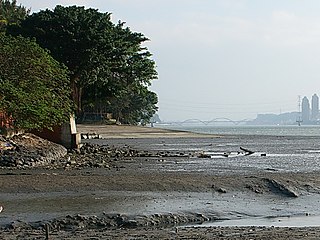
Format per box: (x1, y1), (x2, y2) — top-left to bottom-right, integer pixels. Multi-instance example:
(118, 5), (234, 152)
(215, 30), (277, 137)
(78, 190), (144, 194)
(0, 133), (67, 168)
(0, 133), (188, 170)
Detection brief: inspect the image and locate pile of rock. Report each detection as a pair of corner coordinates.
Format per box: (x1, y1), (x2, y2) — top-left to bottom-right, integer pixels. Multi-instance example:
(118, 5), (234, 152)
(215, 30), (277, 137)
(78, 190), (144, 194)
(59, 143), (144, 169)
(0, 134), (191, 169)
(0, 133), (67, 168)
(0, 133), (148, 169)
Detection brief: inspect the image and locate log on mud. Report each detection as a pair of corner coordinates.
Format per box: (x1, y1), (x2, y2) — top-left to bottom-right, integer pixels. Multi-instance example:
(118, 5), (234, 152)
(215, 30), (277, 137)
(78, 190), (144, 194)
(240, 147), (254, 155)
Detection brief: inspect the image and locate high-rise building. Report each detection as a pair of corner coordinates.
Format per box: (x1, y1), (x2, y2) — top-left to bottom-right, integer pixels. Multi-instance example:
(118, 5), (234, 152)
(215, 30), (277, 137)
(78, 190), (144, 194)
(302, 96), (310, 123)
(311, 94), (319, 121)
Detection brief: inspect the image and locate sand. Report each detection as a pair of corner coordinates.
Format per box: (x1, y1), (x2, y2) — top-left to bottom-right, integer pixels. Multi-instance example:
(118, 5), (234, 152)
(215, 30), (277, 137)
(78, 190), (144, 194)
(77, 124), (214, 138)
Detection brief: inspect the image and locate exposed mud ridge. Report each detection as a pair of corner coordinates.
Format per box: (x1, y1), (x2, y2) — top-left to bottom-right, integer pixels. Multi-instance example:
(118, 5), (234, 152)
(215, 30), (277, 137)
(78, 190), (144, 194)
(2, 212), (222, 231)
(263, 178), (300, 197)
(232, 176), (317, 197)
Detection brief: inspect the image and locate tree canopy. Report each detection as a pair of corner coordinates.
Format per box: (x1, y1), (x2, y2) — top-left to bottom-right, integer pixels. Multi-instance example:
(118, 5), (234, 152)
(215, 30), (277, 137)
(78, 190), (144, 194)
(9, 5), (158, 124)
(0, 0), (29, 32)
(0, 34), (73, 130)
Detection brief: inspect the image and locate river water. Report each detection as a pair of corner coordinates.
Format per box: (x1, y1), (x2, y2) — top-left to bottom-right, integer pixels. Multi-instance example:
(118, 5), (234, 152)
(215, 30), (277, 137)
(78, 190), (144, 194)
(118, 125), (320, 174)
(156, 124), (320, 137)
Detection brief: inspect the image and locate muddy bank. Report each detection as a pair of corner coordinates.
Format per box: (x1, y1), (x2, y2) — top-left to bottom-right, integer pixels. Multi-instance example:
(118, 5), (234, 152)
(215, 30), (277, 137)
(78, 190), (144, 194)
(3, 225), (320, 239)
(2, 125), (320, 239)
(2, 163), (320, 238)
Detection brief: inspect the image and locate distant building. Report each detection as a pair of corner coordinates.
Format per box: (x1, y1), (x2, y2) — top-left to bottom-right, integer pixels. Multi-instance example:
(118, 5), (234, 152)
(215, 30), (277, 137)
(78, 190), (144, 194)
(311, 94), (319, 121)
(302, 96), (310, 123)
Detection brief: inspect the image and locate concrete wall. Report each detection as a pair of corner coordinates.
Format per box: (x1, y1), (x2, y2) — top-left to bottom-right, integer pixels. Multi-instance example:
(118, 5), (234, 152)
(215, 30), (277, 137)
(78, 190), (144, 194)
(33, 116), (81, 149)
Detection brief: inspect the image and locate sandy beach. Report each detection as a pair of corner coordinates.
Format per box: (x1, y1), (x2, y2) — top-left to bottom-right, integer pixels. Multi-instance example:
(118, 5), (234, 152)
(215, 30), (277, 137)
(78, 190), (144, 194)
(2, 124), (320, 239)
(76, 124), (214, 138)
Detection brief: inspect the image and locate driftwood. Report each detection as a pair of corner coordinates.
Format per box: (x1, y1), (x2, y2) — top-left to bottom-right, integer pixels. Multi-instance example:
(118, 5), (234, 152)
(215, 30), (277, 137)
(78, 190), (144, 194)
(240, 147), (254, 155)
(198, 147), (262, 158)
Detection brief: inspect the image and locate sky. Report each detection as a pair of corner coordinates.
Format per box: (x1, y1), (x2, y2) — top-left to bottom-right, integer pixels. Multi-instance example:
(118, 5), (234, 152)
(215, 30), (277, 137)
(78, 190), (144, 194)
(17, 0), (320, 121)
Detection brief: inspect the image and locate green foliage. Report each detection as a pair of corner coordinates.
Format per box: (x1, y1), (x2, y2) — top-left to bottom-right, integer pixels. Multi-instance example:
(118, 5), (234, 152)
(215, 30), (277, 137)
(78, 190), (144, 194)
(0, 34), (73, 130)
(10, 5), (158, 124)
(12, 5), (115, 91)
(105, 84), (158, 124)
(0, 0), (30, 32)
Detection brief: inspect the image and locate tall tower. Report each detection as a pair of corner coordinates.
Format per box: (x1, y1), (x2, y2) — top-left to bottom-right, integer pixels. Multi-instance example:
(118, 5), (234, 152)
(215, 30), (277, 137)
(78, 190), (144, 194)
(302, 96), (310, 124)
(296, 95), (302, 126)
(311, 94), (319, 121)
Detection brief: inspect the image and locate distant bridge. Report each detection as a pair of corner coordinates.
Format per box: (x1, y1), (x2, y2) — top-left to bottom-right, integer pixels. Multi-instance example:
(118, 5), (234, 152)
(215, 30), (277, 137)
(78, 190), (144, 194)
(162, 118), (252, 126)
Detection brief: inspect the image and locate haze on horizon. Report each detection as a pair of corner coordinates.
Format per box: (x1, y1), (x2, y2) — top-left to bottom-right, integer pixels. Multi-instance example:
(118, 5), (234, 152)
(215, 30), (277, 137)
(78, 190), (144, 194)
(18, 0), (320, 122)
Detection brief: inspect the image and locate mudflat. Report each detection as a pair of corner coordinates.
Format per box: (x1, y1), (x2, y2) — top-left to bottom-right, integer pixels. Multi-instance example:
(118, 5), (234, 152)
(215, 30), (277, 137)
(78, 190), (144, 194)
(2, 125), (320, 239)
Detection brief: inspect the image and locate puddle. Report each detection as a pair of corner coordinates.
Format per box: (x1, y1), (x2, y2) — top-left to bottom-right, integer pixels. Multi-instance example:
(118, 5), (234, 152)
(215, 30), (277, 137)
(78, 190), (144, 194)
(198, 215), (320, 227)
(1, 190), (320, 228)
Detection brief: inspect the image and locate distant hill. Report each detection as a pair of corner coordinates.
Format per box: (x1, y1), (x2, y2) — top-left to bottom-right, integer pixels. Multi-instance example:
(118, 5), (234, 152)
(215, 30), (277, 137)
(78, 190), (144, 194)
(247, 112), (299, 125)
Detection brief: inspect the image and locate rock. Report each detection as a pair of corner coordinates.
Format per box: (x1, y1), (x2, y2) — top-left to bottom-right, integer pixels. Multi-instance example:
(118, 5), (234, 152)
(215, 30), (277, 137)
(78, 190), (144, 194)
(10, 220), (32, 231)
(0, 133), (67, 168)
(217, 187), (227, 193)
(198, 152), (211, 158)
(211, 184), (227, 193)
(81, 133), (100, 139)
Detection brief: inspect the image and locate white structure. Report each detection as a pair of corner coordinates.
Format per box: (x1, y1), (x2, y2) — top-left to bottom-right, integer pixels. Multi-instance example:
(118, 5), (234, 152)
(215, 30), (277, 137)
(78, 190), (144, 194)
(311, 94), (319, 121)
(302, 96), (310, 123)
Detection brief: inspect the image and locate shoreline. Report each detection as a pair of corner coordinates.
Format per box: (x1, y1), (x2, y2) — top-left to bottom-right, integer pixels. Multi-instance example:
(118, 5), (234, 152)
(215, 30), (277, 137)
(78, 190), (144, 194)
(77, 124), (216, 138)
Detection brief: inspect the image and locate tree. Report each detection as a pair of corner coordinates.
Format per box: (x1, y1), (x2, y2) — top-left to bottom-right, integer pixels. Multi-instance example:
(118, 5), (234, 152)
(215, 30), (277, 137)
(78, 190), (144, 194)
(106, 83), (158, 124)
(0, 0), (29, 32)
(0, 34), (73, 130)
(9, 5), (158, 123)
(80, 20), (158, 123)
(124, 86), (158, 125)
(10, 5), (115, 114)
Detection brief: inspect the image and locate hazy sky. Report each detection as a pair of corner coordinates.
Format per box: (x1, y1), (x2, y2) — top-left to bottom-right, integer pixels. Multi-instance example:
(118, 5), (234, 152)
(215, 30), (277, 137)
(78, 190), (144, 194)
(18, 0), (320, 121)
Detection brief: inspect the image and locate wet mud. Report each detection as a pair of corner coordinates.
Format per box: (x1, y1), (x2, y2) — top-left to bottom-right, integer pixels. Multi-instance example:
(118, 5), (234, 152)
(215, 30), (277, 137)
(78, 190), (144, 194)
(2, 128), (320, 238)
